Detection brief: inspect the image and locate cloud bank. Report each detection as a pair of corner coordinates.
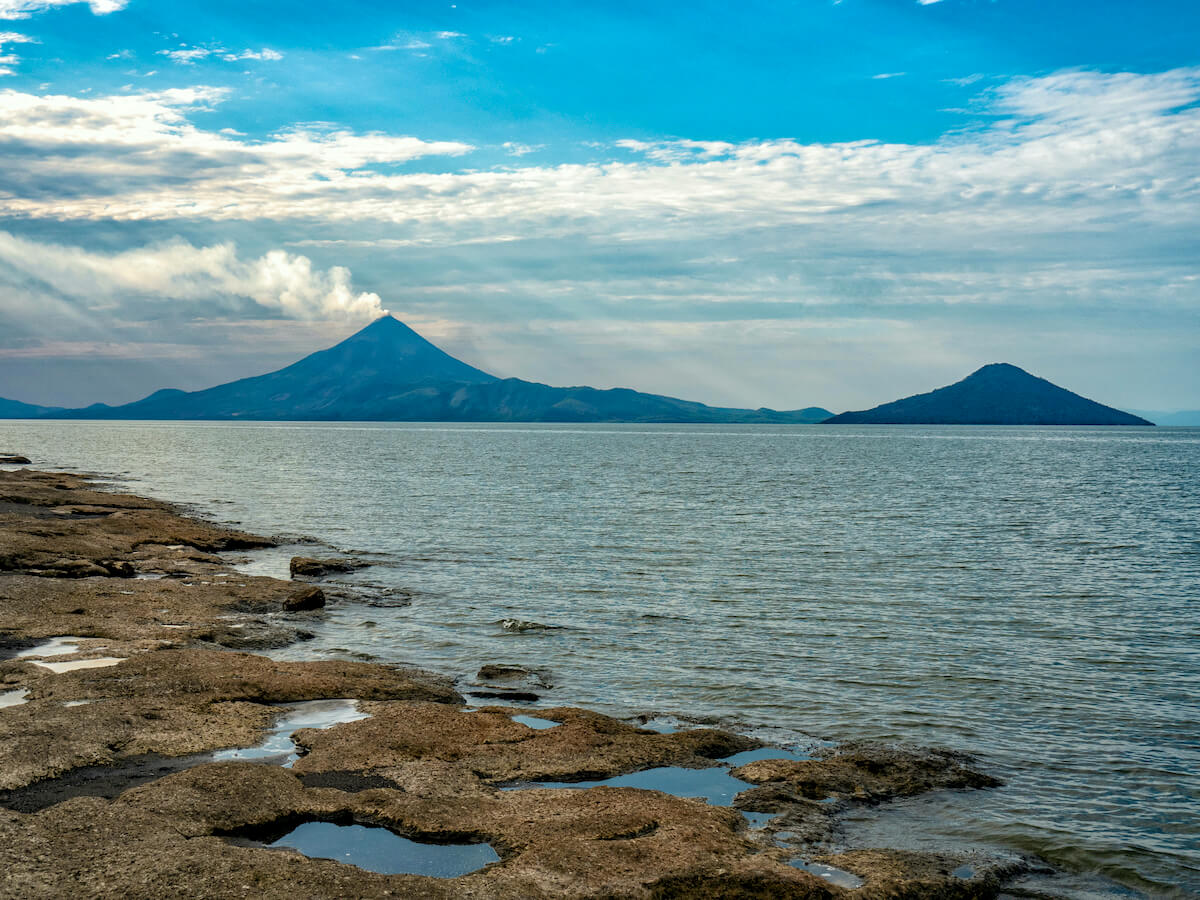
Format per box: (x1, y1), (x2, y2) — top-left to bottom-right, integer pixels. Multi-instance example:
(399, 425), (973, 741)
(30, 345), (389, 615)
(0, 67), (1195, 409)
(0, 68), (1194, 243)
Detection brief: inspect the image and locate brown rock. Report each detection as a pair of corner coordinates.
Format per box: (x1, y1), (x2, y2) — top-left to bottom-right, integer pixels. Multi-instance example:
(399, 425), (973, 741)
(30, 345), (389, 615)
(0, 649), (461, 793)
(812, 849), (1026, 900)
(291, 702), (758, 785)
(0, 762), (836, 899)
(283, 586), (326, 611)
(732, 742), (1001, 804)
(289, 556), (362, 578)
(0, 456), (31, 464)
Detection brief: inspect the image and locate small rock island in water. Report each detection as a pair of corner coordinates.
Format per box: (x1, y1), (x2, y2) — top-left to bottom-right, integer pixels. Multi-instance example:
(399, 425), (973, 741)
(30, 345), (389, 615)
(0, 464), (1033, 897)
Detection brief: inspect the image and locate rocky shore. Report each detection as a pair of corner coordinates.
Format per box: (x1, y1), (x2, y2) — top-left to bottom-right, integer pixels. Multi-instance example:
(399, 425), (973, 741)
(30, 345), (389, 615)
(0, 465), (1020, 898)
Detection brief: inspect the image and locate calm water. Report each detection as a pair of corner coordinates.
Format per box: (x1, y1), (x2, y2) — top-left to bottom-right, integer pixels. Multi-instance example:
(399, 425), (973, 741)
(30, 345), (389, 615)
(2, 421), (1197, 897)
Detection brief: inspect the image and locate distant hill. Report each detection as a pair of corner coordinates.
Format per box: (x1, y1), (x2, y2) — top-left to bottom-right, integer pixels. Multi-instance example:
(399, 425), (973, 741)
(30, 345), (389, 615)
(824, 363), (1152, 426)
(4, 315), (831, 424)
(0, 397), (63, 418)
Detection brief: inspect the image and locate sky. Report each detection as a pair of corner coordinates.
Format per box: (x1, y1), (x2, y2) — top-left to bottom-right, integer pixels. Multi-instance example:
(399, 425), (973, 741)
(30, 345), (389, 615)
(0, 0), (1197, 413)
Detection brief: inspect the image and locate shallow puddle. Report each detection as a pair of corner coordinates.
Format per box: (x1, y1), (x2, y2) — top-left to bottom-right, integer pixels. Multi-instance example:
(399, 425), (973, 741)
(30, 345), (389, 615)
(790, 860), (865, 890)
(719, 747), (810, 766)
(267, 821), (500, 877)
(513, 764), (754, 807)
(740, 810), (775, 829)
(0, 689), (29, 708)
(33, 657), (125, 673)
(634, 717), (679, 734)
(213, 699), (369, 767)
(16, 636), (85, 658)
(511, 714), (559, 730)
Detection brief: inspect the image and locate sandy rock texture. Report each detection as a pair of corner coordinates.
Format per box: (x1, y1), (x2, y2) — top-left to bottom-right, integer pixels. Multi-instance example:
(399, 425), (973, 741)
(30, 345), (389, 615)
(0, 649), (461, 794)
(0, 468), (1018, 898)
(0, 761), (840, 900)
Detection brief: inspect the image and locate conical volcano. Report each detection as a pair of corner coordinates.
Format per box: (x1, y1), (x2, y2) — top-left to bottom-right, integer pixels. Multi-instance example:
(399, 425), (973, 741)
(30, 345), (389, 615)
(76, 314), (497, 420)
(824, 363), (1151, 425)
(8, 315), (831, 422)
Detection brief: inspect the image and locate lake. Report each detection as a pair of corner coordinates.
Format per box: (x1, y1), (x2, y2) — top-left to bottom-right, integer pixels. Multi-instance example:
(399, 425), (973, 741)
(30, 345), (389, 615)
(2, 420), (1196, 896)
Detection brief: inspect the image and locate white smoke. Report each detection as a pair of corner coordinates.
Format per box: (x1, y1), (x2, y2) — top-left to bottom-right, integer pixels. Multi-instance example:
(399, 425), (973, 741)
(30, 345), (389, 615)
(0, 232), (387, 321)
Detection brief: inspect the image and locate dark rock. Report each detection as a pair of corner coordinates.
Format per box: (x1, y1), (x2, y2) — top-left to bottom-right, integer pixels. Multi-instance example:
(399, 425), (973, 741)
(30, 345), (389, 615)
(289, 556), (362, 578)
(0, 456), (31, 464)
(283, 586), (326, 612)
(297, 772), (399, 792)
(476, 663), (553, 689)
(0, 752), (212, 813)
(732, 742), (1001, 804)
(498, 618), (563, 632)
(477, 663), (532, 680)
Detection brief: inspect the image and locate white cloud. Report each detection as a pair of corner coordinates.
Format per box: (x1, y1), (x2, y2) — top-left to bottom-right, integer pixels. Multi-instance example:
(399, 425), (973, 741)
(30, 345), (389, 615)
(0, 29), (34, 74)
(0, 85), (473, 209)
(0, 65), (1196, 385)
(225, 48), (282, 61)
(0, 0), (125, 19)
(0, 232), (387, 321)
(158, 47), (212, 64)
(435, 31), (464, 39)
(872, 72), (905, 79)
(502, 141), (541, 156)
(0, 69), (1194, 245)
(158, 45), (284, 65)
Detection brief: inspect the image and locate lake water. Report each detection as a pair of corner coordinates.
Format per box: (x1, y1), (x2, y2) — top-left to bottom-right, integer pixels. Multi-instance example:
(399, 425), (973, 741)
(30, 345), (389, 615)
(1, 420), (1197, 897)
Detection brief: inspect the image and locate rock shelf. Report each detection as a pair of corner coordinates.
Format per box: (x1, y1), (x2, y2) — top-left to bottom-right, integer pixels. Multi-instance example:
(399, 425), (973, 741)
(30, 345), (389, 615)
(0, 466), (1018, 898)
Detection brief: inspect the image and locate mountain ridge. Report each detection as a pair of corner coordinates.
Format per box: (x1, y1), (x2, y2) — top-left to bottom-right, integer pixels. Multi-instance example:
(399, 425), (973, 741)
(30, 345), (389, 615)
(0, 315), (831, 424)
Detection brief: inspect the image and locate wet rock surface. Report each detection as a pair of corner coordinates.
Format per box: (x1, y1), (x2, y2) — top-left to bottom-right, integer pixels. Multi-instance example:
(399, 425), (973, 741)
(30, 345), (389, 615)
(0, 468), (1019, 898)
(291, 703), (759, 785)
(282, 585), (326, 611)
(0, 649), (461, 793)
(732, 742), (1000, 805)
(289, 556), (365, 578)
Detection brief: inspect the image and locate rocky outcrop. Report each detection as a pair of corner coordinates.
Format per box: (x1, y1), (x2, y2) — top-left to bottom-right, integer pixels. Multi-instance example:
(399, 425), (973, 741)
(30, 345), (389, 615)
(0, 455), (31, 464)
(283, 586), (326, 611)
(290, 703), (757, 785)
(731, 742), (1001, 804)
(289, 557), (364, 578)
(0, 649), (461, 794)
(0, 762), (839, 899)
(0, 468), (1019, 898)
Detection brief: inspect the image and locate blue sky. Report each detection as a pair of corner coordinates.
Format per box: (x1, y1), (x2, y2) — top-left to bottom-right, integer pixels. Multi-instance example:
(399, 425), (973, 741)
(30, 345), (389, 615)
(0, 0), (1197, 411)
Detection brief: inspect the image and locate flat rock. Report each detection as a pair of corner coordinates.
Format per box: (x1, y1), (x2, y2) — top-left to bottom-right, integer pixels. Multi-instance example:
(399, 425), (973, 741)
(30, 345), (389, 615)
(292, 703), (759, 785)
(0, 649), (461, 793)
(0, 762), (838, 899)
(732, 742), (1001, 803)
